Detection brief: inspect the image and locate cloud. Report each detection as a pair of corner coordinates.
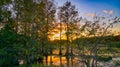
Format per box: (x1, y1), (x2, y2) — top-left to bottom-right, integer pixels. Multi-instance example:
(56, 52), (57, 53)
(109, 10), (113, 14)
(103, 10), (108, 13)
(103, 10), (113, 15)
(88, 13), (94, 17)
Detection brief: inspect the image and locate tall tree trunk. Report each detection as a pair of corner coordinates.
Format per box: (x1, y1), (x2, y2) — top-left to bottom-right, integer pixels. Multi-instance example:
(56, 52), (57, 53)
(71, 47), (74, 67)
(50, 49), (53, 65)
(66, 22), (70, 67)
(45, 55), (48, 66)
(59, 22), (62, 67)
(50, 55), (52, 65)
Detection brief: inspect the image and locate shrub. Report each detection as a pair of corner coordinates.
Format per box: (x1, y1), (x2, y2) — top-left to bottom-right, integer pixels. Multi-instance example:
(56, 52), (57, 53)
(0, 56), (19, 67)
(97, 56), (112, 62)
(114, 60), (120, 66)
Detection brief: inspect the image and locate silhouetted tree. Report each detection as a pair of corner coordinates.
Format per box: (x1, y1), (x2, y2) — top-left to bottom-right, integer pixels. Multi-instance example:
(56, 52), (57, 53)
(58, 1), (80, 67)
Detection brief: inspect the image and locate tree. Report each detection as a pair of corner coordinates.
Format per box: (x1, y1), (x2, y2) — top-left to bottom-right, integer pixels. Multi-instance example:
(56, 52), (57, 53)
(73, 15), (120, 67)
(58, 1), (80, 67)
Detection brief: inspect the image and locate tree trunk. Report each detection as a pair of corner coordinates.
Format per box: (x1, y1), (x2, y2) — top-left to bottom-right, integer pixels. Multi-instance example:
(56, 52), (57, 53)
(45, 55), (48, 66)
(60, 22), (62, 67)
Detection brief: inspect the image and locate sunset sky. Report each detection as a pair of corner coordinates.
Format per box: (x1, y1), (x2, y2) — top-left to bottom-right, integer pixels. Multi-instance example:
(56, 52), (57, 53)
(55, 0), (120, 33)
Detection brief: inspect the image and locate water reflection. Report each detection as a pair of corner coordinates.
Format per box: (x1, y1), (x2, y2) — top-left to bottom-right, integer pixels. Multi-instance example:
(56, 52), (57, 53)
(43, 56), (77, 66)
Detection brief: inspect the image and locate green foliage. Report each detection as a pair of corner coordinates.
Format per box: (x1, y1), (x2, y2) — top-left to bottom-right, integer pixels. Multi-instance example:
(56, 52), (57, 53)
(0, 27), (31, 66)
(114, 60), (120, 66)
(97, 56), (112, 62)
(0, 55), (19, 67)
(0, 0), (11, 6)
(109, 41), (120, 48)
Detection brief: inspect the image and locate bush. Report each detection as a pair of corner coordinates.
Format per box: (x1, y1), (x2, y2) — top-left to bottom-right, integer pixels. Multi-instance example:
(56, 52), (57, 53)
(114, 60), (120, 66)
(97, 56), (112, 62)
(0, 56), (19, 67)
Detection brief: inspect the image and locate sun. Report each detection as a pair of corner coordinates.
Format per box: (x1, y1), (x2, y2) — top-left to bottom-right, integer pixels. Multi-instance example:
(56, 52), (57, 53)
(48, 22), (79, 41)
(48, 23), (67, 41)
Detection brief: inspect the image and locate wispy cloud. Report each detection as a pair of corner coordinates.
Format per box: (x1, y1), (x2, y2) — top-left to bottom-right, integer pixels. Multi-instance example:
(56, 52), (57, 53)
(109, 10), (113, 14)
(103, 10), (108, 13)
(88, 13), (94, 17)
(103, 10), (113, 15)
